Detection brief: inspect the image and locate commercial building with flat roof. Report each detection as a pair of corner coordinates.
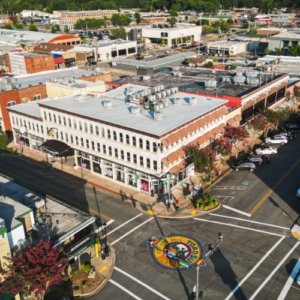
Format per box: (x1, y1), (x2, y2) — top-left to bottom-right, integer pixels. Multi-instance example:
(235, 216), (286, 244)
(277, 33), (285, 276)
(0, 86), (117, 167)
(207, 40), (259, 55)
(269, 31), (300, 53)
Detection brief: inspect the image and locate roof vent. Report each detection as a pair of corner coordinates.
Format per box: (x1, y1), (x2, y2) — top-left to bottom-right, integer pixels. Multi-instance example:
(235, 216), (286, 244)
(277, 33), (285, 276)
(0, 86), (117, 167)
(189, 97), (197, 105)
(163, 101), (169, 108)
(103, 100), (112, 108)
(153, 111), (163, 120)
(143, 75), (150, 81)
(174, 98), (181, 105)
(73, 94), (84, 102)
(131, 107), (140, 114)
(205, 80), (217, 90)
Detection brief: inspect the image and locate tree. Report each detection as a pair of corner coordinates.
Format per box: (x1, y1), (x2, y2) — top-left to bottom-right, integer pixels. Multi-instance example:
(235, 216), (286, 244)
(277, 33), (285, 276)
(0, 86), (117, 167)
(206, 61), (214, 68)
(45, 24), (50, 30)
(185, 15), (189, 20)
(134, 12), (141, 24)
(250, 16), (255, 22)
(28, 24), (38, 31)
(51, 25), (56, 33)
(0, 240), (69, 298)
(249, 28), (257, 34)
(246, 114), (268, 147)
(213, 137), (232, 174)
(161, 39), (166, 44)
(103, 16), (109, 28)
(264, 47), (270, 55)
(285, 8), (293, 13)
(229, 65), (237, 70)
(167, 17), (177, 27)
(4, 23), (12, 29)
(30, 18), (34, 24)
(54, 24), (60, 31)
(196, 19), (209, 26)
(260, 107), (280, 134)
(0, 134), (9, 149)
(111, 26), (127, 39)
(14, 23), (23, 28)
(111, 14), (132, 26)
(170, 10), (178, 17)
(227, 19), (233, 25)
(9, 15), (18, 23)
(243, 22), (249, 28)
(288, 44), (300, 56)
(274, 47), (283, 55)
(220, 21), (230, 33)
(224, 126), (249, 156)
(64, 25), (69, 33)
(172, 38), (176, 44)
(22, 19), (26, 25)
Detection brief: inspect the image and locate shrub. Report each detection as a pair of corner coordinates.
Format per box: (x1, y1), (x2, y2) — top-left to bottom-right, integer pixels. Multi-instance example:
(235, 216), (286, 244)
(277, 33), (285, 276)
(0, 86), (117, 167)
(4, 23), (12, 29)
(70, 269), (80, 278)
(199, 204), (204, 209)
(80, 262), (91, 274)
(213, 200), (218, 205)
(82, 282), (87, 288)
(229, 65), (237, 70)
(196, 203), (199, 208)
(208, 201), (213, 207)
(206, 61), (214, 68)
(204, 206), (208, 210)
(196, 198), (202, 203)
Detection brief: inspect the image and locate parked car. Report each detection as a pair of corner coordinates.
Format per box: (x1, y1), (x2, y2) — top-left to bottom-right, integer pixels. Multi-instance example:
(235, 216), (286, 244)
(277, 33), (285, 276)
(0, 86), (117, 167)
(165, 51), (171, 54)
(243, 155), (264, 166)
(255, 146), (277, 155)
(232, 161), (257, 172)
(275, 131), (297, 140)
(143, 54), (152, 59)
(265, 136), (288, 145)
(286, 123), (300, 132)
(172, 44), (178, 48)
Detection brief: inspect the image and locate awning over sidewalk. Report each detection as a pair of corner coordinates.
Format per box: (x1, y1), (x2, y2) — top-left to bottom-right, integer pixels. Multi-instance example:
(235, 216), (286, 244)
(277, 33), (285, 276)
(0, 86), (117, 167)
(227, 118), (236, 126)
(41, 140), (74, 157)
(54, 57), (65, 64)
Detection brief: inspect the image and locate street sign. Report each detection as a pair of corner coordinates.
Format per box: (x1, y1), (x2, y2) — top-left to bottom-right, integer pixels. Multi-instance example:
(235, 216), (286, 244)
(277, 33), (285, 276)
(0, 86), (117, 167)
(194, 190), (198, 195)
(180, 181), (185, 184)
(194, 184), (199, 190)
(163, 180), (168, 184)
(179, 261), (189, 268)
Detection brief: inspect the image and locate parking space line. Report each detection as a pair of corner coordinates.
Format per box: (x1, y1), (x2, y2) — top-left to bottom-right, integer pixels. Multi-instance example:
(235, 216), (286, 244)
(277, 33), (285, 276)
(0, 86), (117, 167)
(214, 186), (247, 190)
(104, 213), (143, 238)
(277, 258), (300, 300)
(194, 218), (285, 237)
(212, 196), (235, 203)
(109, 279), (143, 300)
(114, 267), (171, 300)
(223, 205), (251, 217)
(209, 214), (290, 230)
(249, 242), (300, 300)
(111, 217), (154, 245)
(224, 236), (285, 300)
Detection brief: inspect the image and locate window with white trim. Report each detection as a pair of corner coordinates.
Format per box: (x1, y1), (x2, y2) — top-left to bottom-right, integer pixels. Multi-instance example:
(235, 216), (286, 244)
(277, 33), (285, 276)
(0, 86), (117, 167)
(34, 95), (41, 101)
(7, 101), (16, 107)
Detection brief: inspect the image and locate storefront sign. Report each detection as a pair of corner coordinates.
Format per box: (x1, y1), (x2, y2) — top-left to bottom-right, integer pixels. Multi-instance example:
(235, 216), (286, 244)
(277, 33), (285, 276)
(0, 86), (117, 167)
(150, 234), (207, 271)
(20, 126), (27, 134)
(48, 128), (58, 136)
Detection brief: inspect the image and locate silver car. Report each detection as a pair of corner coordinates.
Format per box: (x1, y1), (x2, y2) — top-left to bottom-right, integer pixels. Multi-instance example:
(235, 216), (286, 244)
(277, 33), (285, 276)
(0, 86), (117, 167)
(265, 136), (288, 145)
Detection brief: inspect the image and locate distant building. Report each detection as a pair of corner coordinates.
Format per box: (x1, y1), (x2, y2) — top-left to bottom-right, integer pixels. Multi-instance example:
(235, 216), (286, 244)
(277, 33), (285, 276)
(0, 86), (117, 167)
(0, 14), (13, 24)
(269, 32), (300, 53)
(20, 10), (59, 19)
(207, 40), (259, 55)
(256, 27), (287, 35)
(185, 57), (211, 67)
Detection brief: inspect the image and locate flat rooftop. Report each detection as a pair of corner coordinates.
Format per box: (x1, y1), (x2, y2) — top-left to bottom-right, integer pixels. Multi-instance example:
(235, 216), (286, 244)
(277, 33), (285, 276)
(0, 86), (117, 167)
(208, 40), (248, 46)
(51, 78), (105, 89)
(127, 23), (198, 31)
(80, 39), (135, 49)
(8, 84), (227, 137)
(120, 67), (278, 97)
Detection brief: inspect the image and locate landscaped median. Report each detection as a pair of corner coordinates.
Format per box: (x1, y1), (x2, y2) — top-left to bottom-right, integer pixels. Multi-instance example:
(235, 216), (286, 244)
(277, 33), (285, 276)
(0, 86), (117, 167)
(187, 194), (219, 211)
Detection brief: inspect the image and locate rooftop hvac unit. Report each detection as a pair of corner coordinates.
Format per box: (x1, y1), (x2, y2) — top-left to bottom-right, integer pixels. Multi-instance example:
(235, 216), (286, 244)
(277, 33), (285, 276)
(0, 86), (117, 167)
(161, 90), (167, 98)
(131, 107), (140, 114)
(5, 84), (12, 91)
(73, 94), (84, 102)
(49, 78), (54, 82)
(159, 101), (164, 109)
(173, 72), (178, 77)
(163, 101), (169, 108)
(160, 84), (165, 90)
(2, 78), (10, 84)
(246, 70), (258, 78)
(103, 100), (112, 108)
(158, 23), (164, 28)
(153, 24), (158, 28)
(143, 75), (150, 81)
(247, 77), (259, 86)
(189, 97), (197, 105)
(53, 78), (57, 83)
(154, 104), (160, 111)
(222, 76), (231, 83)
(156, 92), (162, 100)
(148, 95), (155, 102)
(174, 98), (181, 105)
(177, 72), (182, 78)
(166, 89), (171, 96)
(154, 111), (163, 120)
(205, 80), (217, 90)
(128, 86), (135, 92)
(233, 76), (246, 85)
(68, 79), (73, 83)
(147, 89), (152, 95)
(153, 86), (159, 93)
(125, 90), (133, 96)
(236, 71), (243, 76)
(63, 79), (68, 85)
(172, 66), (180, 71)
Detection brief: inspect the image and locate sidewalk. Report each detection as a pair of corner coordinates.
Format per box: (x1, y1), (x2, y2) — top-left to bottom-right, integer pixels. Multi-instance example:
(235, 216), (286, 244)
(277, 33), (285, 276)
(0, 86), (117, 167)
(8, 131), (263, 219)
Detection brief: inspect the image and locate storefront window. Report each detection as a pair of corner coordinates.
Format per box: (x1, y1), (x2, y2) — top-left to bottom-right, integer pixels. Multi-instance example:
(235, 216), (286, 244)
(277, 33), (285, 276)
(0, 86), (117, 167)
(104, 167), (113, 178)
(141, 178), (149, 191)
(178, 169), (186, 181)
(128, 174), (137, 187)
(77, 157), (91, 170)
(116, 170), (125, 182)
(115, 164), (124, 170)
(127, 168), (137, 175)
(103, 160), (112, 166)
(93, 162), (101, 174)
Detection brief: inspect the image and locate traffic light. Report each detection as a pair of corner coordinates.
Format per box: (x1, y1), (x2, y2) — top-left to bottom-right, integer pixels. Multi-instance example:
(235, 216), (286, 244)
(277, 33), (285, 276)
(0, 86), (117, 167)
(199, 291), (203, 299)
(191, 292), (196, 299)
(151, 189), (154, 197)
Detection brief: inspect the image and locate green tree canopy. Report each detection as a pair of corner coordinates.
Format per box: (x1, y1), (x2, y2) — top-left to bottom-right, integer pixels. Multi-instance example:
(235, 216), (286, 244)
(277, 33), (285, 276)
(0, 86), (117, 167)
(288, 44), (300, 56)
(134, 12), (141, 24)
(4, 23), (12, 29)
(167, 17), (177, 27)
(28, 24), (38, 31)
(0, 135), (9, 149)
(264, 47), (270, 55)
(170, 10), (178, 17)
(111, 26), (127, 39)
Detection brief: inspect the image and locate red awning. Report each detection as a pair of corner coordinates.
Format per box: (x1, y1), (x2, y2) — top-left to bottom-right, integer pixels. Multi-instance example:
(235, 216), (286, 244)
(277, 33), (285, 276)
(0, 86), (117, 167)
(227, 118), (236, 126)
(54, 57), (65, 64)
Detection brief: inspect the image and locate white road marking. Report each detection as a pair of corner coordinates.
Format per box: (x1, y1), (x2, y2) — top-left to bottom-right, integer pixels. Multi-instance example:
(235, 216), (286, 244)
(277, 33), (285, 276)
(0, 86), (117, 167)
(109, 279), (143, 300)
(212, 196), (235, 203)
(115, 267), (171, 300)
(214, 186), (247, 190)
(111, 217), (154, 245)
(225, 236), (285, 300)
(94, 219), (115, 234)
(104, 213), (143, 238)
(250, 242), (300, 300)
(194, 218), (285, 237)
(223, 205), (252, 217)
(209, 214), (290, 230)
(277, 258), (300, 300)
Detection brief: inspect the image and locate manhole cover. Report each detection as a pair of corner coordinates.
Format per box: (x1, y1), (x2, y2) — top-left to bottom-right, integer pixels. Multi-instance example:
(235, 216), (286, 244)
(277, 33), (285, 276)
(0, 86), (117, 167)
(74, 286), (80, 291)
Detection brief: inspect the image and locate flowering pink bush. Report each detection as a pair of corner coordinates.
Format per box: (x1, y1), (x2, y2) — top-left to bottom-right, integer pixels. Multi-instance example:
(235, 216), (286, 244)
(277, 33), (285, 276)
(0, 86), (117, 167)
(0, 240), (69, 297)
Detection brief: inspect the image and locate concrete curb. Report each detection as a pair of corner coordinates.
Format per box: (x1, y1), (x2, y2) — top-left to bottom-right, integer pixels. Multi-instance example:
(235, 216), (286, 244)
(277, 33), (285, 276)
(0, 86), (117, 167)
(77, 243), (116, 299)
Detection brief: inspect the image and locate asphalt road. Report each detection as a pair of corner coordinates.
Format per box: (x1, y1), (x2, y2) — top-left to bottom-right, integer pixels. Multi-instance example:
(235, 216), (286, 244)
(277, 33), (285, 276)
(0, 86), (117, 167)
(1, 134), (300, 299)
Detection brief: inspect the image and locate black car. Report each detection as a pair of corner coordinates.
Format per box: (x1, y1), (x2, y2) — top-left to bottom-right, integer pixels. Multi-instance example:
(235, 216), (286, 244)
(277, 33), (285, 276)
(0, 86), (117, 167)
(286, 123), (300, 133)
(172, 44), (178, 48)
(232, 161), (257, 172)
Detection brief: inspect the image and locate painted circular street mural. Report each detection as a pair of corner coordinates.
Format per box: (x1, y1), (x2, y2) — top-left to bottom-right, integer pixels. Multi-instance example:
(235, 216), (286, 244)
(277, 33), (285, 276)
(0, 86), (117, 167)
(150, 234), (207, 271)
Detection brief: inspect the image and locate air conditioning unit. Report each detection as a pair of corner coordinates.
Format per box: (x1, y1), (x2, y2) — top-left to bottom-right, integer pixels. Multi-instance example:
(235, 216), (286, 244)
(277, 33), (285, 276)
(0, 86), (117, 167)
(73, 94), (84, 102)
(154, 104), (160, 111)
(153, 111), (163, 120)
(131, 107), (140, 114)
(103, 100), (112, 108)
(174, 98), (181, 105)
(189, 97), (197, 105)
(163, 101), (169, 108)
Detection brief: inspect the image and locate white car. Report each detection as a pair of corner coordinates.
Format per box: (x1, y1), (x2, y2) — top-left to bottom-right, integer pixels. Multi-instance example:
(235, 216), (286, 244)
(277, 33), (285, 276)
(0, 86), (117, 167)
(165, 51), (171, 54)
(186, 42), (192, 45)
(265, 136), (288, 145)
(143, 54), (152, 58)
(255, 146), (277, 155)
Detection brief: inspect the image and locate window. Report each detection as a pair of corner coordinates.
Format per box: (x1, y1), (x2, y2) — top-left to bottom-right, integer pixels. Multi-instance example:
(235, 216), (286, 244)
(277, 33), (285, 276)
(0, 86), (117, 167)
(113, 131), (117, 141)
(133, 154), (137, 164)
(109, 146), (112, 156)
(154, 160), (157, 170)
(61, 132), (64, 140)
(79, 121), (82, 131)
(75, 136), (79, 145)
(126, 135), (130, 144)
(107, 129), (111, 139)
(70, 134), (74, 143)
(73, 119), (77, 129)
(90, 124), (93, 134)
(103, 145), (106, 154)
(101, 128), (105, 137)
(28, 121), (31, 130)
(20, 119), (22, 126)
(119, 133), (123, 143)
(63, 117), (66, 126)
(139, 138), (143, 149)
(32, 123), (35, 131)
(84, 123), (88, 133)
(161, 144), (164, 152)
(92, 141), (95, 150)
(147, 158), (150, 169)
(81, 138), (84, 147)
(12, 116), (15, 124)
(95, 126), (99, 135)
(36, 124), (39, 132)
(140, 156), (144, 167)
(153, 142), (157, 152)
(97, 143), (100, 152)
(161, 162), (164, 170)
(121, 150), (124, 160)
(44, 112), (47, 120)
(146, 140), (150, 151)
(48, 113), (52, 122)
(86, 139), (89, 148)
(127, 152), (130, 162)
(68, 118), (71, 127)
(34, 95), (41, 100)
(16, 118), (19, 126)
(41, 126), (44, 134)
(115, 148), (118, 158)
(53, 114), (57, 123)
(133, 136), (136, 147)
(7, 101), (16, 107)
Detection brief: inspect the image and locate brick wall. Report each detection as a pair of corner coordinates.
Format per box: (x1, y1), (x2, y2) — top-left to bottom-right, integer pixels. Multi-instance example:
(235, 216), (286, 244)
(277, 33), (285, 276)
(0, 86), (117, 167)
(287, 81), (300, 99)
(6, 53), (11, 73)
(18, 84), (47, 102)
(80, 73), (112, 82)
(24, 56), (55, 74)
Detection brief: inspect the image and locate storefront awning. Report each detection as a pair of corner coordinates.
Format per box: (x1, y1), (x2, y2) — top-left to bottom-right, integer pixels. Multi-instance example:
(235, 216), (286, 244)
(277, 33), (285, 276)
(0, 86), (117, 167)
(186, 123), (197, 133)
(167, 152), (179, 164)
(218, 123), (226, 133)
(161, 138), (170, 147)
(227, 118), (236, 126)
(219, 107), (228, 116)
(212, 111), (221, 120)
(234, 115), (242, 122)
(177, 128), (189, 139)
(166, 133), (180, 144)
(204, 115), (214, 124)
(177, 148), (185, 158)
(211, 128), (220, 136)
(162, 157), (170, 167)
(54, 57), (65, 64)
(41, 140), (74, 157)
(195, 118), (206, 129)
(168, 159), (191, 174)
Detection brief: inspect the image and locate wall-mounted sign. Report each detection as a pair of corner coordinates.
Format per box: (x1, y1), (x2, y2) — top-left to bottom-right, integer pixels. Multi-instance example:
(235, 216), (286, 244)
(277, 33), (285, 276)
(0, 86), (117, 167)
(19, 126), (27, 134)
(48, 128), (58, 136)
(161, 32), (168, 37)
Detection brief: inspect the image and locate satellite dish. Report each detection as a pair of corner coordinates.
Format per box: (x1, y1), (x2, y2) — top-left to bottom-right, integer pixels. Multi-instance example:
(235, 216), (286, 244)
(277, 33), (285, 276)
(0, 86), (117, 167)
(20, 126), (27, 134)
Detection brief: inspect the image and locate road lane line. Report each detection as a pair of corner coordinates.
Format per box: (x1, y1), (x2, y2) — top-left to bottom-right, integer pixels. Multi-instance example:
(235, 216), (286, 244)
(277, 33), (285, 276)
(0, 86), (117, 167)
(249, 242), (300, 300)
(109, 279), (143, 300)
(104, 213), (143, 238)
(249, 157), (300, 215)
(223, 205), (251, 217)
(225, 236), (285, 300)
(209, 214), (290, 230)
(94, 219), (115, 234)
(114, 267), (171, 300)
(277, 257), (300, 300)
(194, 218), (286, 237)
(111, 217), (154, 245)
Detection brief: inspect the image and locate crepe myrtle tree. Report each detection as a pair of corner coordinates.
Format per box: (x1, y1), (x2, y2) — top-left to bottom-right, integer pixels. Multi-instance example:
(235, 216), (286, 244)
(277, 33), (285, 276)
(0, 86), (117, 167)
(246, 114), (268, 149)
(259, 107), (280, 135)
(213, 137), (233, 175)
(0, 239), (69, 299)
